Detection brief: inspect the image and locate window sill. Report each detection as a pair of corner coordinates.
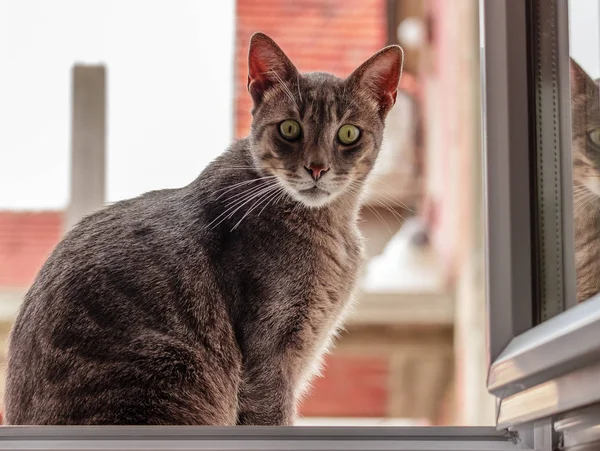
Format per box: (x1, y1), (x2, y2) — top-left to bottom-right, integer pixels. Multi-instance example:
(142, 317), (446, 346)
(0, 426), (523, 451)
(488, 295), (600, 428)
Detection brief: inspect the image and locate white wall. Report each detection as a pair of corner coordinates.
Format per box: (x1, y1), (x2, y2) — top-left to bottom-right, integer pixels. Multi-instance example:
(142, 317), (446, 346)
(569, 0), (600, 79)
(0, 0), (235, 210)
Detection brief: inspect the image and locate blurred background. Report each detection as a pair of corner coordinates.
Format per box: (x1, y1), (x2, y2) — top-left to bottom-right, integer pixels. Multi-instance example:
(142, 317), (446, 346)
(0, 0), (490, 425)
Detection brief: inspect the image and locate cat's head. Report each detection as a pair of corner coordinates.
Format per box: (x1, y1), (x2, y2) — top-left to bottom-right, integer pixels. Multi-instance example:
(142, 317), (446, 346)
(571, 58), (600, 196)
(246, 33), (403, 208)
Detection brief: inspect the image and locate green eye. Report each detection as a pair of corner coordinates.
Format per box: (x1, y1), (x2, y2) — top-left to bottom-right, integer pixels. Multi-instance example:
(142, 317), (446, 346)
(338, 124), (361, 145)
(590, 129), (600, 147)
(279, 120), (302, 141)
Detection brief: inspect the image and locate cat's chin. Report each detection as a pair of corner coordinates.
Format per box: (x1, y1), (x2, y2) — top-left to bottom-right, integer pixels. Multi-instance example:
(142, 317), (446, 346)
(296, 187), (334, 208)
(275, 177), (344, 208)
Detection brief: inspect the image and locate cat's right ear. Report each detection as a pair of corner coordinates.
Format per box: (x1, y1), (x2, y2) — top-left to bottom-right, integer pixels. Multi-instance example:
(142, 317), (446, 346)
(247, 33), (298, 104)
(571, 58), (595, 97)
(347, 45), (404, 115)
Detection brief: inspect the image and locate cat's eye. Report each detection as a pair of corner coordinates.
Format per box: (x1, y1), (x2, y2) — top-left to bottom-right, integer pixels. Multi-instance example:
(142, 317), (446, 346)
(279, 120), (302, 141)
(589, 129), (600, 147)
(337, 124), (361, 145)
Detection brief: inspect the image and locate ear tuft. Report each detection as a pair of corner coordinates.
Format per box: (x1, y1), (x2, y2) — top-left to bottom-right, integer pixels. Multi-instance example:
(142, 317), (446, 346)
(570, 57), (595, 98)
(348, 45), (404, 114)
(247, 32), (298, 104)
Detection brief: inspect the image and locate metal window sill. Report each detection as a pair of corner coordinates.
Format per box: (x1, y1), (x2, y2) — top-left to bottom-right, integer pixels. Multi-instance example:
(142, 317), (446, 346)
(488, 294), (600, 397)
(0, 426), (525, 451)
(487, 295), (600, 428)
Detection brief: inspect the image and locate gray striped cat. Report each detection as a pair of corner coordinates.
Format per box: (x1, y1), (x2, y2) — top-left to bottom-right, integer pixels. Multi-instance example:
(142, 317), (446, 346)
(571, 58), (600, 303)
(5, 33), (403, 425)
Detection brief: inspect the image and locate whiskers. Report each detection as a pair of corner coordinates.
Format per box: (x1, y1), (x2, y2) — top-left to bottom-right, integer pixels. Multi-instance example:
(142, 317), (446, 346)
(209, 171), (414, 233)
(347, 179), (411, 234)
(573, 185), (600, 216)
(213, 176), (277, 199)
(357, 174), (415, 213)
(208, 177), (289, 232)
(211, 166), (287, 172)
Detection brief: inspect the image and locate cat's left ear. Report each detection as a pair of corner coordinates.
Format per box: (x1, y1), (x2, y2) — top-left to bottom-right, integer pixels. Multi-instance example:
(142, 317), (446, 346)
(348, 45), (404, 114)
(247, 32), (299, 104)
(570, 57), (595, 97)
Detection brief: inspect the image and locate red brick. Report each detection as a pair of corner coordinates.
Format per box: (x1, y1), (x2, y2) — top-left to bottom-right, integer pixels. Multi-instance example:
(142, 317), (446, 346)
(299, 354), (389, 417)
(235, 0), (386, 137)
(0, 211), (63, 287)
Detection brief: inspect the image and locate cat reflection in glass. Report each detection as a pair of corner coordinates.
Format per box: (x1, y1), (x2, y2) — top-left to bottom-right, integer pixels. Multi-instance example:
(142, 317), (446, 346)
(571, 59), (600, 304)
(4, 34), (403, 425)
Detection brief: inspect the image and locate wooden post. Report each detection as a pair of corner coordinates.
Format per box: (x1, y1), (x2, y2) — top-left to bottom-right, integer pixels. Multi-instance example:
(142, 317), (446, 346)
(66, 65), (106, 231)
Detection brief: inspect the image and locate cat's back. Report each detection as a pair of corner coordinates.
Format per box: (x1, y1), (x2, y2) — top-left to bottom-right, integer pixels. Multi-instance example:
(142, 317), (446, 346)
(5, 186), (241, 425)
(15, 187), (192, 327)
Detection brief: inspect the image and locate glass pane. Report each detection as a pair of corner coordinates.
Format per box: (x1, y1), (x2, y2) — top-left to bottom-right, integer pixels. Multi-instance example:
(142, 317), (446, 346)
(569, 1), (600, 305)
(0, 0), (491, 427)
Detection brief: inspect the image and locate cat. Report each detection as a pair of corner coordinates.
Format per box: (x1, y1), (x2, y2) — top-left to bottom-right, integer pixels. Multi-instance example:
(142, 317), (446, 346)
(4, 33), (403, 425)
(570, 58), (600, 304)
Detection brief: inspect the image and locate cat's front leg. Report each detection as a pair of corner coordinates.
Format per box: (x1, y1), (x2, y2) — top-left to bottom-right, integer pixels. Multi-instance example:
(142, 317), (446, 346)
(235, 358), (298, 426)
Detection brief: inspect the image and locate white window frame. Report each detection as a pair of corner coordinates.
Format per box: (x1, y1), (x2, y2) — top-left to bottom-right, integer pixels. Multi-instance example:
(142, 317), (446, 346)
(1, 0), (597, 449)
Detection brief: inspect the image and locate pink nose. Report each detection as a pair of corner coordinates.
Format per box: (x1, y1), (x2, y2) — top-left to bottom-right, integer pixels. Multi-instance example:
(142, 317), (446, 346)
(305, 165), (330, 181)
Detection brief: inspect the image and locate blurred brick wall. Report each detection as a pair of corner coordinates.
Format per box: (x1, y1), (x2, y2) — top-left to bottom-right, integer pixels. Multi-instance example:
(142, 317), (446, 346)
(420, 0), (495, 425)
(0, 212), (62, 287)
(300, 354), (389, 417)
(0, 211), (62, 417)
(299, 326), (453, 422)
(234, 0), (387, 137)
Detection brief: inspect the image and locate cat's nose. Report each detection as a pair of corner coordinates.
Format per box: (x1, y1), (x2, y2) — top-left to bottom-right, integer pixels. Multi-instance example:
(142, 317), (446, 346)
(304, 165), (330, 181)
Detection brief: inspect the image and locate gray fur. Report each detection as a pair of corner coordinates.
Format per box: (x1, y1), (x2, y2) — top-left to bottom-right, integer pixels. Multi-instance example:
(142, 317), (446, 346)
(5, 33), (403, 425)
(571, 58), (600, 303)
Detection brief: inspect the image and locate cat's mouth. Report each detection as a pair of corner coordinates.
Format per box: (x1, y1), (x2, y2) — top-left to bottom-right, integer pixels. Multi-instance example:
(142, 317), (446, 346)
(296, 186), (332, 207)
(299, 187), (330, 196)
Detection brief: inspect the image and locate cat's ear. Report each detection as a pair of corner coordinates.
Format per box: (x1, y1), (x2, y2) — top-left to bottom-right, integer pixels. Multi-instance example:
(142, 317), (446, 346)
(247, 33), (299, 104)
(571, 58), (595, 97)
(348, 45), (404, 114)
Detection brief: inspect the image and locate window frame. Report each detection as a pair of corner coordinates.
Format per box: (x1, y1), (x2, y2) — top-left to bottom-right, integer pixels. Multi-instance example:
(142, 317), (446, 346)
(484, 0), (600, 445)
(0, 0), (596, 449)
